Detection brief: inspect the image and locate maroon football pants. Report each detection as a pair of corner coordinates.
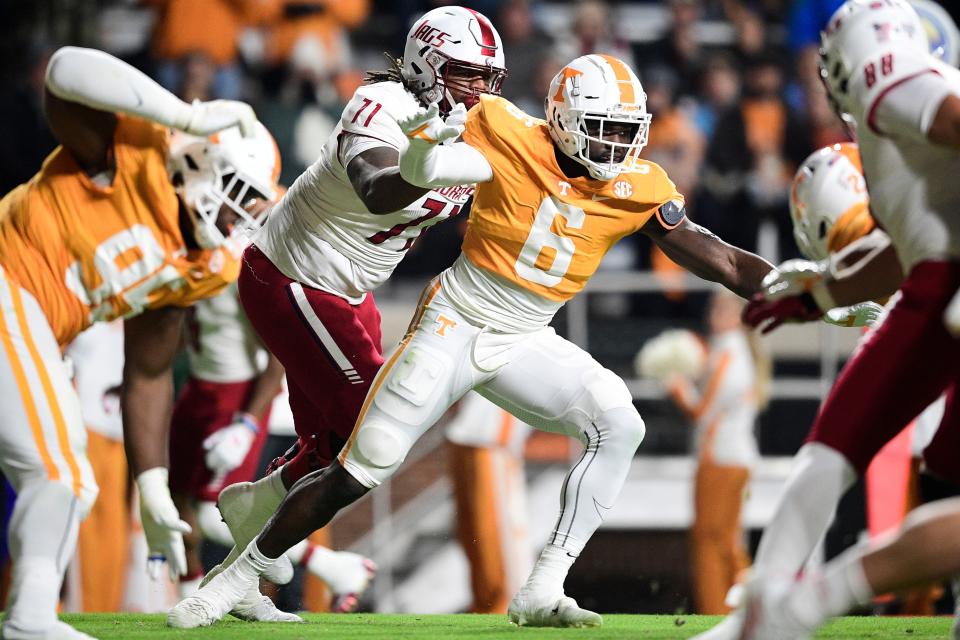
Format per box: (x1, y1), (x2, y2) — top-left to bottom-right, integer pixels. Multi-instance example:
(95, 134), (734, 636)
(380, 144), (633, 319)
(238, 244), (384, 482)
(808, 260), (960, 485)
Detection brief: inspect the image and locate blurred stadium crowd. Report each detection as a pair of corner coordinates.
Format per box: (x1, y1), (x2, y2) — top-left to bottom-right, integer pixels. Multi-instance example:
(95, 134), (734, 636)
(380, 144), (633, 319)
(8, 0), (958, 278)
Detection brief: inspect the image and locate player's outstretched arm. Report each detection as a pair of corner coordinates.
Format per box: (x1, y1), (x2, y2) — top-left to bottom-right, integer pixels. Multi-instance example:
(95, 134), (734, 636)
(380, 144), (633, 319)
(643, 217), (775, 299)
(397, 103), (494, 188)
(44, 46), (257, 174)
(346, 146), (433, 214)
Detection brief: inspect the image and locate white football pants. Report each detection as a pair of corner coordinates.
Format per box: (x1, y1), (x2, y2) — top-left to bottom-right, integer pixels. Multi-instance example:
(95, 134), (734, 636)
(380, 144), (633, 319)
(340, 279), (645, 555)
(0, 267), (98, 635)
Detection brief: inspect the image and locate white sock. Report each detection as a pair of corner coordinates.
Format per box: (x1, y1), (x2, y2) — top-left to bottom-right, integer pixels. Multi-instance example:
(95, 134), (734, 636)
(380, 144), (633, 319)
(755, 443), (856, 576)
(235, 539), (277, 580)
(523, 544), (576, 594)
(787, 547), (873, 627)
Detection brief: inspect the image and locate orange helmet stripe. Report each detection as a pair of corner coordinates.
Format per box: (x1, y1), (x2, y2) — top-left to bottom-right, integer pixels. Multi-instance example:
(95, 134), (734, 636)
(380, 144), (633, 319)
(599, 54), (635, 104)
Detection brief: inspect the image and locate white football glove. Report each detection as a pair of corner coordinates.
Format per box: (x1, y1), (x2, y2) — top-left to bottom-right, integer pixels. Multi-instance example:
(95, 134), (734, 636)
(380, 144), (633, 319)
(179, 99), (257, 138)
(823, 301), (886, 328)
(397, 102), (465, 146)
(135, 467), (191, 581)
(945, 287), (960, 337)
(203, 415), (258, 476)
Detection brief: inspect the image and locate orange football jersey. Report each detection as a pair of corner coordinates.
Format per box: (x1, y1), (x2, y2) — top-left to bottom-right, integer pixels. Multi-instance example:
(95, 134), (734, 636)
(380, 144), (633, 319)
(461, 95), (683, 302)
(0, 115), (240, 347)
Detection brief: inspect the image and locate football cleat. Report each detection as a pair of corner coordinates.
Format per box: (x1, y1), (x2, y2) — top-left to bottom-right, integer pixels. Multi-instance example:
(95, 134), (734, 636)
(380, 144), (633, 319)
(1, 621), (96, 640)
(737, 575), (814, 640)
(507, 589), (602, 628)
(168, 561), (255, 629)
(202, 480), (293, 587)
(229, 585), (303, 623)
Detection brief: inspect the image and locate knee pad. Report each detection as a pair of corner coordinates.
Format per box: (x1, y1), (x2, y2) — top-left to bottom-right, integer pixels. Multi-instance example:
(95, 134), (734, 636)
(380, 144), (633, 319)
(597, 406), (646, 452)
(353, 417), (411, 471)
(374, 345), (451, 425)
(580, 367), (635, 419)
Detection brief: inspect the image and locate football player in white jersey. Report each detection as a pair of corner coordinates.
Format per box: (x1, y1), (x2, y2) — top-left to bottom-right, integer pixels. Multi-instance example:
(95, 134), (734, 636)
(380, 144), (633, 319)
(170, 53), (778, 629)
(692, 1), (960, 637)
(177, 5), (509, 615)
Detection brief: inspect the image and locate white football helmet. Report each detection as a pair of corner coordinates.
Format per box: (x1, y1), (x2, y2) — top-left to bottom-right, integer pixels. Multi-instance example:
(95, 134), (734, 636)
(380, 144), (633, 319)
(789, 142), (872, 261)
(820, 0), (929, 117)
(167, 121), (280, 250)
(403, 6), (507, 111)
(545, 54), (652, 181)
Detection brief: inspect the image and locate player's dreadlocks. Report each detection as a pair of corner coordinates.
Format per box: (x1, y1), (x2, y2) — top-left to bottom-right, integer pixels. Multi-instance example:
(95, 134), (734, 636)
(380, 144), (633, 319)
(364, 53), (407, 87)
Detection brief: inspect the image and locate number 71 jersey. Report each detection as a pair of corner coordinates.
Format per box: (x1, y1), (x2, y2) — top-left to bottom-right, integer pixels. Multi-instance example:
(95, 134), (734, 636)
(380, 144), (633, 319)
(255, 81), (475, 304)
(445, 95), (683, 331)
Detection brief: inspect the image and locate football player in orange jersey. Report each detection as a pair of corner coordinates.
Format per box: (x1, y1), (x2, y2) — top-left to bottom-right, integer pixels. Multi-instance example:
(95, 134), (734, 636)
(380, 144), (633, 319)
(171, 53), (779, 629)
(0, 46), (283, 638)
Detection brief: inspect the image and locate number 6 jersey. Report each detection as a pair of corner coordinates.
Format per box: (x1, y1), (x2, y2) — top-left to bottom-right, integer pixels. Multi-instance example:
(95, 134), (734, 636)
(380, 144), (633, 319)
(255, 81), (475, 304)
(441, 95), (684, 332)
(0, 115), (240, 347)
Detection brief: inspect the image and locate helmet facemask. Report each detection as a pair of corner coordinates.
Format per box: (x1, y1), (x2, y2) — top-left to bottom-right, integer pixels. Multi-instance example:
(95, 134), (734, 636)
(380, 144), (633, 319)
(170, 133), (277, 250)
(410, 49), (506, 113)
(574, 114), (650, 180)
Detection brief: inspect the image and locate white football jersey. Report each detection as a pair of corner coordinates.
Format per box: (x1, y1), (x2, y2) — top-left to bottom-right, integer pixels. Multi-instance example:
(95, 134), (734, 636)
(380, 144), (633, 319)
(847, 50), (960, 271)
(186, 282), (266, 383)
(255, 81), (475, 303)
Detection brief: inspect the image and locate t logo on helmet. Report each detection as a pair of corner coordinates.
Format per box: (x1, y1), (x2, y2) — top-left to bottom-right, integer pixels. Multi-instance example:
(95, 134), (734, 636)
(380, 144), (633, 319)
(412, 21), (451, 48)
(552, 68), (583, 102)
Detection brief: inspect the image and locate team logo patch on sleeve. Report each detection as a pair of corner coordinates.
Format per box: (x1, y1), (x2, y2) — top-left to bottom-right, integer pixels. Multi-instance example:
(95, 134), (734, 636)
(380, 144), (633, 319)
(658, 199), (685, 227)
(613, 179), (634, 198)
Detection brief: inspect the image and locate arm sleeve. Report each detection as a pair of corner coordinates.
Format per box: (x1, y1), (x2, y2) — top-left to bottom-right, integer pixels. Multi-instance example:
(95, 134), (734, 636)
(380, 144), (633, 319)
(870, 71), (955, 141)
(399, 141), (493, 188)
(852, 53), (957, 140)
(45, 46), (194, 130)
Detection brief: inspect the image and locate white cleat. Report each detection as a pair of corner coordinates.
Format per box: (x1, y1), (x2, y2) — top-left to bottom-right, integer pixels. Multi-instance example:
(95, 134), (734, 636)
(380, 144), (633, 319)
(326, 556), (377, 613)
(508, 589), (602, 628)
(203, 481), (293, 587)
(2, 621), (97, 640)
(168, 562), (256, 629)
(229, 585), (303, 623)
(736, 576), (814, 640)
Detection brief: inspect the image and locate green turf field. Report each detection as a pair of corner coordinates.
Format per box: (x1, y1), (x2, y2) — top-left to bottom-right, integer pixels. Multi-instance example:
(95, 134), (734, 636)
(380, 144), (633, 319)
(60, 613), (952, 638)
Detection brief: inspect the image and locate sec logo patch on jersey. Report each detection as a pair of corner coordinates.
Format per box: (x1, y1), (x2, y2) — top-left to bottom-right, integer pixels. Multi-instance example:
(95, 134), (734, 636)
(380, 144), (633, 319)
(613, 179), (634, 199)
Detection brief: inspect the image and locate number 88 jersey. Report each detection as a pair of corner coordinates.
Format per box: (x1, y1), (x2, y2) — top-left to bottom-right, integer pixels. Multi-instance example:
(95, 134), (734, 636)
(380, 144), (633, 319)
(254, 81), (475, 304)
(0, 115), (240, 347)
(441, 95), (683, 333)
